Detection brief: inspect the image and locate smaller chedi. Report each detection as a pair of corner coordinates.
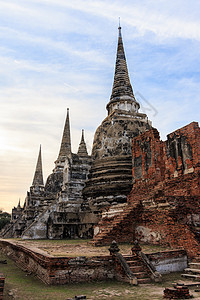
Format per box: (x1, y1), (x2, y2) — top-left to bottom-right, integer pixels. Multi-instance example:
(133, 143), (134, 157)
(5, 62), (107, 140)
(11, 200), (23, 222)
(1, 108), (92, 239)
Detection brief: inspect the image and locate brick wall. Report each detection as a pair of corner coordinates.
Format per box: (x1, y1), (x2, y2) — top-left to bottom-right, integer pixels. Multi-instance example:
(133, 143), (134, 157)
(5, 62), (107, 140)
(93, 122), (200, 257)
(130, 122), (200, 258)
(0, 240), (114, 285)
(147, 249), (187, 274)
(0, 273), (5, 300)
(164, 122), (200, 178)
(132, 122), (200, 182)
(132, 127), (165, 182)
(0, 240), (187, 285)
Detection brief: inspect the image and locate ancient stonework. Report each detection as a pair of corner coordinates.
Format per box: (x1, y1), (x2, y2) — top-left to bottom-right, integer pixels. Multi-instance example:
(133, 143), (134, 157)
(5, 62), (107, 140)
(82, 26), (151, 210)
(2, 110), (92, 239)
(1, 25), (199, 261)
(0, 239), (187, 285)
(11, 200), (23, 222)
(92, 123), (200, 257)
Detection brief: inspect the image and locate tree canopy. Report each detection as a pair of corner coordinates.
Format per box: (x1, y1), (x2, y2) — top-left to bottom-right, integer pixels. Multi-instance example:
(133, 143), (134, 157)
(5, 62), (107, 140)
(0, 211), (11, 230)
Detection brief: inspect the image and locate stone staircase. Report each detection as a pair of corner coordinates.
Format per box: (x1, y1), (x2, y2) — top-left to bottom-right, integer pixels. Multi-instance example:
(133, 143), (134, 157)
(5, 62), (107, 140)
(92, 201), (141, 246)
(123, 254), (151, 284)
(182, 257), (200, 281)
(92, 181), (171, 246)
(109, 241), (161, 285)
(141, 182), (173, 211)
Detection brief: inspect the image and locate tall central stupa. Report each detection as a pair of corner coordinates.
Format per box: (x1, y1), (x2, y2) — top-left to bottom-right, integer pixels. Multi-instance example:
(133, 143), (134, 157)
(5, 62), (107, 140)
(83, 26), (151, 211)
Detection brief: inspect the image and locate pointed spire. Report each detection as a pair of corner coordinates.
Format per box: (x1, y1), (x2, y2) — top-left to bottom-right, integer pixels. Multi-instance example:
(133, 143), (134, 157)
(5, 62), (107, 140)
(77, 129), (88, 157)
(32, 145), (44, 186)
(81, 129), (84, 143)
(111, 25), (135, 101)
(106, 24), (139, 113)
(58, 108), (72, 159)
(118, 17), (121, 37)
(17, 199), (21, 208)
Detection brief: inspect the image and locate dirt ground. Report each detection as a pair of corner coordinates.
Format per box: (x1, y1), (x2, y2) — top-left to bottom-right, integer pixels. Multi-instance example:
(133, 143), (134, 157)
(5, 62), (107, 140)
(8, 239), (171, 257)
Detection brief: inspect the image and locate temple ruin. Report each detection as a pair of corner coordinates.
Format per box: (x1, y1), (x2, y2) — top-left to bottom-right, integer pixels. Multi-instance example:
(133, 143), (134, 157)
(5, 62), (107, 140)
(1, 26), (200, 264)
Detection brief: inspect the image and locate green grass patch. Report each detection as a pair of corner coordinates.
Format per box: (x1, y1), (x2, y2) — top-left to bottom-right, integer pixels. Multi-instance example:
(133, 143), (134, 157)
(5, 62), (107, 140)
(1, 250), (196, 300)
(7, 238), (91, 245)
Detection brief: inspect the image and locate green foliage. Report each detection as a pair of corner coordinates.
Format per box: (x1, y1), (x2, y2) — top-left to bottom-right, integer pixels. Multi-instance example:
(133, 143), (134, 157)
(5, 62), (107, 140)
(0, 211), (11, 230)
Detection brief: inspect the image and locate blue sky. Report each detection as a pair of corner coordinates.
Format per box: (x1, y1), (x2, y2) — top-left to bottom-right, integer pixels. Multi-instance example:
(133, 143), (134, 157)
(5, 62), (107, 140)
(0, 0), (200, 212)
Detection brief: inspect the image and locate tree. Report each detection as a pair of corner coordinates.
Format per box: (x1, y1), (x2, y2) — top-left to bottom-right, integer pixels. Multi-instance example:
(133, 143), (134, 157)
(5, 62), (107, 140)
(0, 211), (11, 230)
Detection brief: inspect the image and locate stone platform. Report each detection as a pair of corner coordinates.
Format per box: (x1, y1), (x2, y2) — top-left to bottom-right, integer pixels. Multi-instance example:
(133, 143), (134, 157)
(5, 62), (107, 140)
(0, 239), (188, 285)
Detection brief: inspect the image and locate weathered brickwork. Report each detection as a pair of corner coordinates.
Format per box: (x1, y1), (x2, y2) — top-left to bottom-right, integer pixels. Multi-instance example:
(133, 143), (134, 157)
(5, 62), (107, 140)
(130, 122), (200, 257)
(92, 202), (142, 246)
(0, 273), (5, 300)
(0, 240), (187, 285)
(132, 122), (200, 182)
(1, 21), (199, 263)
(164, 122), (200, 178)
(132, 127), (165, 181)
(147, 249), (187, 274)
(163, 285), (191, 299)
(0, 240), (114, 285)
(93, 122), (200, 257)
(136, 207), (199, 258)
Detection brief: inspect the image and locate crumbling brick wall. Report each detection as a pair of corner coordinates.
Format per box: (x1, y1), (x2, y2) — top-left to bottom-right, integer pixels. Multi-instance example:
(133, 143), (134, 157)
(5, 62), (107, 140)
(132, 127), (165, 182)
(0, 240), (114, 284)
(163, 122), (200, 178)
(93, 122), (200, 257)
(132, 122), (200, 182)
(130, 122), (200, 257)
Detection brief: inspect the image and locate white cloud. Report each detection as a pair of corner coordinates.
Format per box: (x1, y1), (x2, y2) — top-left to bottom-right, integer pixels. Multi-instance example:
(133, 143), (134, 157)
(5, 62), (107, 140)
(34, 0), (200, 41)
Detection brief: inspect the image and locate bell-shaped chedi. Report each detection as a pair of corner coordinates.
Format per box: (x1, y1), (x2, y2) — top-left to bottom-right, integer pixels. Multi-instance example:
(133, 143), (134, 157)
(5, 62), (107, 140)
(82, 26), (152, 211)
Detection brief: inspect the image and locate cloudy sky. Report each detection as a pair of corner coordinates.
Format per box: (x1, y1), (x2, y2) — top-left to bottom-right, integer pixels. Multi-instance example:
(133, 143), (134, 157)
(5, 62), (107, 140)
(0, 0), (199, 212)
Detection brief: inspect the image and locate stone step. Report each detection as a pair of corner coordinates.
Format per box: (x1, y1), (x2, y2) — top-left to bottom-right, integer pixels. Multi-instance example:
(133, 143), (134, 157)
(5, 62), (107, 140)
(132, 272), (149, 279)
(127, 256), (141, 260)
(92, 205), (139, 244)
(129, 265), (144, 272)
(125, 259), (139, 263)
(137, 278), (151, 284)
(146, 205), (160, 210)
(157, 203), (170, 208)
(123, 256), (135, 260)
(189, 263), (200, 270)
(185, 268), (200, 274)
(123, 255), (138, 260)
(181, 273), (200, 280)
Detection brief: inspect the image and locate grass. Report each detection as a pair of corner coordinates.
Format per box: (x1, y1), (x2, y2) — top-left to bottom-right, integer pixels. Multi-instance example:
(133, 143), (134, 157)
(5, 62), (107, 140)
(7, 238), (91, 245)
(1, 251), (200, 300)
